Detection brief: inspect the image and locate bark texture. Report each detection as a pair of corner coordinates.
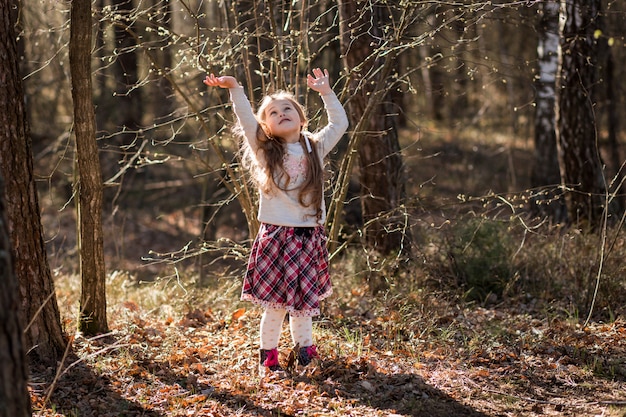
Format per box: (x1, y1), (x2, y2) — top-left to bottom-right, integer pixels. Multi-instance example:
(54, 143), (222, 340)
(0, 0), (66, 365)
(0, 5), (31, 412)
(0, 175), (31, 417)
(70, 0), (109, 335)
(556, 0), (609, 226)
(338, 0), (410, 256)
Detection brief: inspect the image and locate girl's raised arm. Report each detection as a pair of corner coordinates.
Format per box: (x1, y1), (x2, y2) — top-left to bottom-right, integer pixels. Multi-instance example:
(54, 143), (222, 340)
(204, 74), (259, 150)
(306, 69), (349, 156)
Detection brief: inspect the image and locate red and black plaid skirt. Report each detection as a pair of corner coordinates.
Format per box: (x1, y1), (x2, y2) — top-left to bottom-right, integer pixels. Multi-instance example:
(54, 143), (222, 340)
(241, 223), (332, 317)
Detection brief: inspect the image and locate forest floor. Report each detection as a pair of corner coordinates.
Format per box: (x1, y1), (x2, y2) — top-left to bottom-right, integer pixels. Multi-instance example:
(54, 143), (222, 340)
(29, 275), (626, 417)
(30, 121), (626, 416)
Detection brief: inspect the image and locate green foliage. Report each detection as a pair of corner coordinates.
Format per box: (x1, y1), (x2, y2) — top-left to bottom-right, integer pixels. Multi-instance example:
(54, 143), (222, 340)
(447, 217), (514, 301)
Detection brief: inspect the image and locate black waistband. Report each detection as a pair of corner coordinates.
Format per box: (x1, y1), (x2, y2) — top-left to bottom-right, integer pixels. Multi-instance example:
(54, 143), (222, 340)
(294, 227), (314, 238)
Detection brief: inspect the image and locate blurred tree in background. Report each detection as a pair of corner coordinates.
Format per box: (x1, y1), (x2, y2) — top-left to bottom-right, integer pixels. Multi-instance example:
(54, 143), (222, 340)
(557, 0), (616, 227)
(530, 0), (566, 223)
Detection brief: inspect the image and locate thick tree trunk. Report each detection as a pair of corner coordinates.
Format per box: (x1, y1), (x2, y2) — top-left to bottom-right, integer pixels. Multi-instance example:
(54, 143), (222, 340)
(0, 176), (31, 417)
(338, 0), (410, 257)
(70, 0), (109, 335)
(0, 0), (66, 366)
(530, 0), (567, 223)
(0, 5), (33, 415)
(556, 0), (610, 227)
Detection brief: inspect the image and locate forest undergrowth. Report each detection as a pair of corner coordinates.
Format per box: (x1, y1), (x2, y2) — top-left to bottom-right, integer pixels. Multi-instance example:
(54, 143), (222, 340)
(30, 123), (626, 416)
(29, 263), (626, 417)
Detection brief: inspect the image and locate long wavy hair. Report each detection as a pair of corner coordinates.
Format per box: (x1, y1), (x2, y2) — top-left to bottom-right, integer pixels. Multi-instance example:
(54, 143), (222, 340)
(238, 91), (324, 221)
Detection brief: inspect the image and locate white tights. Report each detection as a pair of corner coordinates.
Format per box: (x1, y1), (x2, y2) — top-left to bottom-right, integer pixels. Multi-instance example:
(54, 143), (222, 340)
(259, 308), (313, 350)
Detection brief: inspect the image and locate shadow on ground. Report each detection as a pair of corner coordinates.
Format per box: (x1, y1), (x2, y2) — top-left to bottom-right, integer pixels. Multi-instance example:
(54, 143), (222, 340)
(30, 353), (165, 417)
(144, 354), (489, 417)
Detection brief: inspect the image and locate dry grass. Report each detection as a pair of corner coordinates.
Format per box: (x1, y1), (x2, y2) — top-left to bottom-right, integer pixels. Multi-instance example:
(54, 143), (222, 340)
(29, 241), (626, 417)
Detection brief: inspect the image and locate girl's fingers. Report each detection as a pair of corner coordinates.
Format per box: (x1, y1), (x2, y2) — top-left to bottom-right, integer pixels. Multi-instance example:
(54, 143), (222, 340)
(307, 68), (331, 92)
(204, 73), (223, 87)
(310, 68), (328, 81)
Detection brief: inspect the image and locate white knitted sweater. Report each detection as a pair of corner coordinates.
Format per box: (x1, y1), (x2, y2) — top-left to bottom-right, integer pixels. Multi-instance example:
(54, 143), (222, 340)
(229, 86), (349, 227)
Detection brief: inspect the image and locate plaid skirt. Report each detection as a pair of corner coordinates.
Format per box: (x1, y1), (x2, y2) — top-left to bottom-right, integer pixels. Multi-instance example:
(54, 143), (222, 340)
(241, 223), (332, 317)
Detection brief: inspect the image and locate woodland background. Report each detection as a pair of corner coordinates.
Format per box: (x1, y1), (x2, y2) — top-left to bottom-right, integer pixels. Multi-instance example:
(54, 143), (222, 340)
(3, 0), (626, 416)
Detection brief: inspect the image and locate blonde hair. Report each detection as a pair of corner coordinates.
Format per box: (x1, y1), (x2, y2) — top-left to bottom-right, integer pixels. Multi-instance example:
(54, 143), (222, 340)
(238, 91), (325, 221)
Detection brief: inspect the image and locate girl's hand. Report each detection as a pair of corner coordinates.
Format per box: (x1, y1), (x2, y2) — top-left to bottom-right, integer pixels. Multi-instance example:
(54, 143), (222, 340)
(307, 68), (333, 96)
(203, 74), (239, 89)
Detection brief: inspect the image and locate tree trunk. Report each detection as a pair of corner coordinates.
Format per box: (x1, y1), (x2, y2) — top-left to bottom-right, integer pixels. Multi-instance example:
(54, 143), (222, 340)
(0, 0), (66, 366)
(112, 0), (142, 138)
(0, 175), (31, 417)
(150, 0), (175, 121)
(70, 0), (109, 335)
(450, 17), (469, 121)
(425, 10), (446, 121)
(338, 0), (411, 257)
(0, 5), (33, 415)
(602, 34), (624, 213)
(530, 0), (568, 223)
(556, 0), (610, 227)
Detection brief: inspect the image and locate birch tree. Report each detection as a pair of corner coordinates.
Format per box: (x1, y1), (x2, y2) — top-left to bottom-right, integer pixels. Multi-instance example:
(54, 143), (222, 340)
(530, 0), (567, 223)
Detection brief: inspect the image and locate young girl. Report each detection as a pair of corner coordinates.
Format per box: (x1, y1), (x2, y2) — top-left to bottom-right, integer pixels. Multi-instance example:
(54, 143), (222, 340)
(203, 68), (348, 375)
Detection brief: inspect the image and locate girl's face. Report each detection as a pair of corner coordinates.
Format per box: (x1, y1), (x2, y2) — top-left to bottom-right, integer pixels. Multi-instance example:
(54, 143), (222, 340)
(262, 99), (304, 143)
